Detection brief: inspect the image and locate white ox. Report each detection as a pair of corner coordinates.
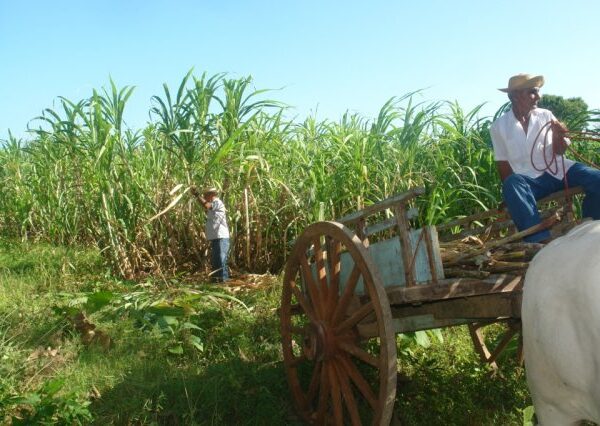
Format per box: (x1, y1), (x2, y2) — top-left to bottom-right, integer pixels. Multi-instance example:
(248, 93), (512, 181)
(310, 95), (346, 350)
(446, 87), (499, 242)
(523, 220), (600, 425)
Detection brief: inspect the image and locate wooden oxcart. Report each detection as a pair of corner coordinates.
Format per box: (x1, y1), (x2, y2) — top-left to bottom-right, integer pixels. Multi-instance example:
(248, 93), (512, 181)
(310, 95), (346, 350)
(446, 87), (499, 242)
(279, 186), (584, 425)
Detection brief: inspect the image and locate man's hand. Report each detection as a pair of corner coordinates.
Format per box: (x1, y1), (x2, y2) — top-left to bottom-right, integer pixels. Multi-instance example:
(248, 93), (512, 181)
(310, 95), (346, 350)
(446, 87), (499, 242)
(551, 119), (569, 155)
(189, 185), (208, 206)
(551, 119), (568, 136)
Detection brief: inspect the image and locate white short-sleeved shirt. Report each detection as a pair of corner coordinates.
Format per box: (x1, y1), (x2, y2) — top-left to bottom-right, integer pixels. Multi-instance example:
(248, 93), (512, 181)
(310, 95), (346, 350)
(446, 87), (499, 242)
(205, 198), (230, 240)
(490, 107), (574, 179)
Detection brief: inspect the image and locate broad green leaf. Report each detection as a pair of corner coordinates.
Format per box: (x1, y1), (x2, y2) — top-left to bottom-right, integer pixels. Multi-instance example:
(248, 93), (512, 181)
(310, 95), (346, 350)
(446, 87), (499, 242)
(168, 345), (184, 355)
(181, 322), (202, 331)
(147, 302), (186, 317)
(414, 330), (431, 348)
(42, 378), (65, 397)
(187, 335), (204, 352)
(9, 393), (42, 406)
(522, 405), (535, 426)
(84, 291), (114, 314)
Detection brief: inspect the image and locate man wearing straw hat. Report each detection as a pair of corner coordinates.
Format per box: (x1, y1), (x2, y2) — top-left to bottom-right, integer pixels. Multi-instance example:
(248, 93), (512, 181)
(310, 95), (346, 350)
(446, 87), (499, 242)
(490, 73), (600, 243)
(191, 186), (230, 282)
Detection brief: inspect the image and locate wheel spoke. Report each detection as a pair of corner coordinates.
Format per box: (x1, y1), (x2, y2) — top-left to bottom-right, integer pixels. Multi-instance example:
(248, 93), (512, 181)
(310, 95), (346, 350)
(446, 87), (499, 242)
(332, 264), (361, 325)
(281, 221), (396, 425)
(338, 341), (379, 368)
(326, 238), (342, 321)
(306, 360), (323, 405)
(299, 252), (325, 319)
(327, 362), (344, 426)
(290, 282), (318, 324)
(315, 361), (331, 424)
(313, 237), (330, 308)
(339, 355), (377, 410)
(335, 301), (375, 335)
(333, 360), (361, 426)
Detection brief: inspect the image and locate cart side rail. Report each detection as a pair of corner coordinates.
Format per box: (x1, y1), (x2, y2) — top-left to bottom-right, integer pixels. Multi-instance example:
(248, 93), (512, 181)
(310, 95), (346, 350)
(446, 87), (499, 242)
(337, 187), (425, 226)
(437, 186), (584, 241)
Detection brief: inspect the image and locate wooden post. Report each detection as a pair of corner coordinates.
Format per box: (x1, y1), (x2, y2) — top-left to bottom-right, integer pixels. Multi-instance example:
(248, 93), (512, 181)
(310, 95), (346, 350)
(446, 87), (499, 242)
(356, 217), (369, 248)
(423, 226), (439, 284)
(394, 203), (415, 287)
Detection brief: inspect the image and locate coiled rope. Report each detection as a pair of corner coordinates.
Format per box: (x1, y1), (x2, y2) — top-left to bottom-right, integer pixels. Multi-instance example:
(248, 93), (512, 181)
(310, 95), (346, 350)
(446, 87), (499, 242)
(530, 121), (600, 215)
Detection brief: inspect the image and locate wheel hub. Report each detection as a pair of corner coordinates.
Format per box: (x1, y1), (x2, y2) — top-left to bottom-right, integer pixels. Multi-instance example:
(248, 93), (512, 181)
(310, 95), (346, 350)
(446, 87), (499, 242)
(303, 321), (337, 361)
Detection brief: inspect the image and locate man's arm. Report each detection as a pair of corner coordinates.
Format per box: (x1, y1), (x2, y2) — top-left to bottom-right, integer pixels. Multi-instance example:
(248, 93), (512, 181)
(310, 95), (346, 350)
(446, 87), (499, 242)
(496, 161), (513, 182)
(489, 122), (512, 182)
(190, 187), (211, 210)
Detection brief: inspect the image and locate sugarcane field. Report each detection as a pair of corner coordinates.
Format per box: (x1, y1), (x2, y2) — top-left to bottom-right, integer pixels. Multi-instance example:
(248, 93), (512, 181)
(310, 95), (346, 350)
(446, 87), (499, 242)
(3, 2), (600, 425)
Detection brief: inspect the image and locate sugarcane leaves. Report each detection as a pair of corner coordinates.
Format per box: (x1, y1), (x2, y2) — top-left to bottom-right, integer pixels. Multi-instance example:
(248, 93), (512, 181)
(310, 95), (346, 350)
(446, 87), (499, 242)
(147, 185), (190, 223)
(204, 114), (257, 178)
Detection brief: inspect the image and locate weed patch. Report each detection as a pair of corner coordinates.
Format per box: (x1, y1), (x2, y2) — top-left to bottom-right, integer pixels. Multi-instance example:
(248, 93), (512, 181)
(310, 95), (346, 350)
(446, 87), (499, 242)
(0, 240), (533, 424)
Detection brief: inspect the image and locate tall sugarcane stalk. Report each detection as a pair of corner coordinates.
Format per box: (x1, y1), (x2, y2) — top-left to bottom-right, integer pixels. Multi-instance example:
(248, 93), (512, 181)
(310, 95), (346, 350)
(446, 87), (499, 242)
(2, 71), (599, 278)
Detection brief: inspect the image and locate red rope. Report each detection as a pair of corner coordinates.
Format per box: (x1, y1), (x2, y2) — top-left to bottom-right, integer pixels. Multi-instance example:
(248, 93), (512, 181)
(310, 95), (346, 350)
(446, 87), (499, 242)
(530, 121), (559, 175)
(530, 122), (600, 216)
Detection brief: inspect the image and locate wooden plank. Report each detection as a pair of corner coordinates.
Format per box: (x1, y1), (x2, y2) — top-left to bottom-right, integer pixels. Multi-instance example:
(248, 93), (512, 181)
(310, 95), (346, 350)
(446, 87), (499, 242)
(444, 215), (559, 266)
(437, 186), (583, 237)
(337, 187), (425, 225)
(389, 292), (521, 321)
(363, 208), (419, 237)
(334, 228), (442, 293)
(395, 203), (415, 287)
(358, 291), (522, 337)
(437, 208), (506, 233)
(385, 274), (523, 305)
(356, 217), (369, 247)
(423, 226), (440, 284)
(439, 218), (514, 243)
(469, 324), (497, 369)
(357, 315), (470, 337)
(440, 205), (564, 243)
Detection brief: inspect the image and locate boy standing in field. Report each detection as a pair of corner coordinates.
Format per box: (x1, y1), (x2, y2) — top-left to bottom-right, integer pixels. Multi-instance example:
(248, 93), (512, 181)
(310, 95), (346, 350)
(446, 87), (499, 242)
(191, 186), (230, 282)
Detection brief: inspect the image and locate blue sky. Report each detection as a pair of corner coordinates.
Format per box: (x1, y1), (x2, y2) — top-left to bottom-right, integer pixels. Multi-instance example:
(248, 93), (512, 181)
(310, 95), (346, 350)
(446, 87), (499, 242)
(1, 0), (599, 139)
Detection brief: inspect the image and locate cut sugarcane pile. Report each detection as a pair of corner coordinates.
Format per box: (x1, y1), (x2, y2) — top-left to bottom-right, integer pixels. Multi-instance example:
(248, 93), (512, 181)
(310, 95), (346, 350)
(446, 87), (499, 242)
(440, 236), (545, 279)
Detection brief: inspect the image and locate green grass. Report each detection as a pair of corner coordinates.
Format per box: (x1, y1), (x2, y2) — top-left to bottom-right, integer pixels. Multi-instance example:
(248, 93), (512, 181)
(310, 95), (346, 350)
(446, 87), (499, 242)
(395, 327), (530, 425)
(0, 239), (532, 425)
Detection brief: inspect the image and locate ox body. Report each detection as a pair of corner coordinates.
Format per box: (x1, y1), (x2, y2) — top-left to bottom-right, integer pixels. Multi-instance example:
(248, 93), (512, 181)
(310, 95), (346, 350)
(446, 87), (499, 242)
(523, 220), (600, 425)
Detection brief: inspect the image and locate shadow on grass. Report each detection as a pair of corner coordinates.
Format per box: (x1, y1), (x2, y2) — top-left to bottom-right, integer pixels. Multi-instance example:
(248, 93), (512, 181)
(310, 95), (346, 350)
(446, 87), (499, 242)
(89, 356), (303, 425)
(395, 357), (530, 426)
(0, 259), (38, 275)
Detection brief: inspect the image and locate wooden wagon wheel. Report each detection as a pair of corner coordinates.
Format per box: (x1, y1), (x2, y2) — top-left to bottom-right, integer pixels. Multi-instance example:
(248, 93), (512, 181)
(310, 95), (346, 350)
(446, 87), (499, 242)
(281, 221), (397, 425)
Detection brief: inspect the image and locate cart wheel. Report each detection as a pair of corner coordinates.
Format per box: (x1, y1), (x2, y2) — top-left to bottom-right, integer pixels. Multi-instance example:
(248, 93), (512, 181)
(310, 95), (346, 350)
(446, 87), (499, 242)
(281, 221), (397, 425)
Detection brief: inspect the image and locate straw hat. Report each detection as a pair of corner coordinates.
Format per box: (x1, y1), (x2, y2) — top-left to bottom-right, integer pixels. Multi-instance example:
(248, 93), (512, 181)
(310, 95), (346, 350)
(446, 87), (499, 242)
(202, 187), (219, 196)
(498, 73), (544, 93)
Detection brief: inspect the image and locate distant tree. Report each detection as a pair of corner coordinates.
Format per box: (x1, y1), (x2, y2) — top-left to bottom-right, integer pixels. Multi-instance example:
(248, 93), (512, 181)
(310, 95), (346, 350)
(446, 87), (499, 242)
(539, 94), (589, 131)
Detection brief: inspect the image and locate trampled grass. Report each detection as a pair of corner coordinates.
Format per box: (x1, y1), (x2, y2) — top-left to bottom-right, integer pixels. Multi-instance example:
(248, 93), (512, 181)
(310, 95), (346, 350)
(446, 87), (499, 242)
(0, 240), (532, 425)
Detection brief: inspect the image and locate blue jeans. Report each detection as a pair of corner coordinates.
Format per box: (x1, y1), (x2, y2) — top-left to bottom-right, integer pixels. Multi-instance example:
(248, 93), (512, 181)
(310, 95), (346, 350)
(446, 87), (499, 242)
(210, 238), (230, 282)
(502, 163), (600, 242)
